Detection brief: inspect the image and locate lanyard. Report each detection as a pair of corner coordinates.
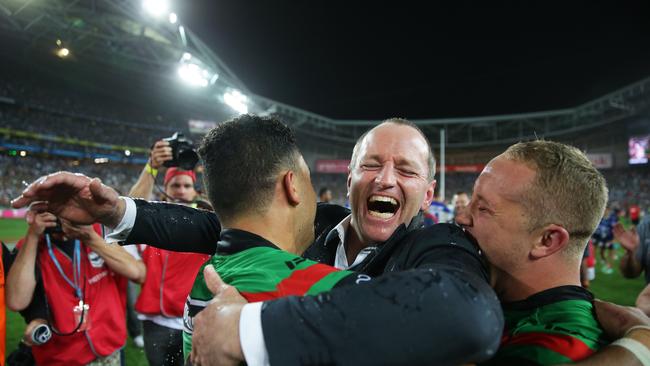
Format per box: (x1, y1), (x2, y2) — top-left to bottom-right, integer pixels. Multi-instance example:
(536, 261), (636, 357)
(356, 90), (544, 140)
(45, 234), (83, 300)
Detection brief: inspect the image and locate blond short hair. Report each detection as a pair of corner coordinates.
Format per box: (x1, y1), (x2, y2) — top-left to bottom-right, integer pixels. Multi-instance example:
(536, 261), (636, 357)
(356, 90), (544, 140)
(504, 140), (608, 256)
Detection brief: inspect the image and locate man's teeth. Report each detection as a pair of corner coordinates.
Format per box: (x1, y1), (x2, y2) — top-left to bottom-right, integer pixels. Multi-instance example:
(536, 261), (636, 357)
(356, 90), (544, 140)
(369, 210), (395, 219)
(368, 196), (397, 205)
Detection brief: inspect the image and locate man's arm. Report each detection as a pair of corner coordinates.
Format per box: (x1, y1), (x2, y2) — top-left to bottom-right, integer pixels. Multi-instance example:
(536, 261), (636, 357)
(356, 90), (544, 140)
(6, 212), (57, 311)
(564, 300), (650, 366)
(10, 172), (220, 254)
(61, 220), (147, 283)
(614, 223), (644, 278)
(122, 199), (220, 255)
(129, 140), (172, 199)
(636, 283), (650, 317)
(261, 265), (501, 365)
(260, 223), (502, 366)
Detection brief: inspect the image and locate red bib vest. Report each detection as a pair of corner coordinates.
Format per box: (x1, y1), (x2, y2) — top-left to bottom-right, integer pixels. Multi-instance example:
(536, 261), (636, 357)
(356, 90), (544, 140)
(31, 235), (127, 366)
(135, 246), (209, 317)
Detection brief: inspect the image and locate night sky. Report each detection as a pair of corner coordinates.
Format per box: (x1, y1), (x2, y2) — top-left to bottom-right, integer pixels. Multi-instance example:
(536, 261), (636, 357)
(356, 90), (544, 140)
(175, 1), (650, 120)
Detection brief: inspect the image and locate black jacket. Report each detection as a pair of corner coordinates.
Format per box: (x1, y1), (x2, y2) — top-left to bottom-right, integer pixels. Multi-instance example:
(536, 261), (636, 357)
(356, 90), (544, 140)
(124, 200), (503, 365)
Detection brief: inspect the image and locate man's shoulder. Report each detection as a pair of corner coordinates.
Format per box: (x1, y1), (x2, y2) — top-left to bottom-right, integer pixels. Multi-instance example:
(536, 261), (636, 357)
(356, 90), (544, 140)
(404, 223), (479, 255)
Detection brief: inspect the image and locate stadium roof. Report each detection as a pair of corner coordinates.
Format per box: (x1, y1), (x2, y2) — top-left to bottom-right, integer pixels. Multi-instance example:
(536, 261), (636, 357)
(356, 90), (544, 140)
(1, 1), (649, 153)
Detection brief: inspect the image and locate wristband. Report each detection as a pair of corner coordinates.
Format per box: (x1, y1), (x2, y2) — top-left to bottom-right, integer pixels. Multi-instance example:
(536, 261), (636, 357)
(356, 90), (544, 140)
(144, 163), (158, 178)
(611, 337), (650, 366)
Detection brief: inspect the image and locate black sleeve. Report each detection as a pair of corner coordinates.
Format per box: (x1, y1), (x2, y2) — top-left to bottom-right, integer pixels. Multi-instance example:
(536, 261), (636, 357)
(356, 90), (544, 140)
(2, 241), (13, 271)
(123, 199), (221, 255)
(260, 228), (503, 366)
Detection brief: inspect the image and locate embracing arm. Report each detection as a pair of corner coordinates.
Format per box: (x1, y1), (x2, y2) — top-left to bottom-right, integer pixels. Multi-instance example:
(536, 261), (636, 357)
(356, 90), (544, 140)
(120, 199), (220, 255)
(261, 245), (502, 365)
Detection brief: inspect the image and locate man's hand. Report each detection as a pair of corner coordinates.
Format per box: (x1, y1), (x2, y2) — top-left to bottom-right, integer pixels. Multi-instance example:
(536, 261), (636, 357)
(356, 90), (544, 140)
(613, 223), (640, 253)
(191, 265), (246, 366)
(60, 219), (99, 243)
(150, 140), (173, 169)
(12, 172), (125, 227)
(594, 299), (650, 340)
(26, 211), (58, 237)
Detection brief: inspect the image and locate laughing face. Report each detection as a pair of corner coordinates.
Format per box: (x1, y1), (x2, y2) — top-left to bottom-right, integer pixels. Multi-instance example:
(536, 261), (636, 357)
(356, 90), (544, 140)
(347, 123), (435, 245)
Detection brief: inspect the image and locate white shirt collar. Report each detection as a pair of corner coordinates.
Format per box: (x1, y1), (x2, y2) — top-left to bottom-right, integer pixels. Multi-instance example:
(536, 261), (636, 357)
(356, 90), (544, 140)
(330, 215), (376, 270)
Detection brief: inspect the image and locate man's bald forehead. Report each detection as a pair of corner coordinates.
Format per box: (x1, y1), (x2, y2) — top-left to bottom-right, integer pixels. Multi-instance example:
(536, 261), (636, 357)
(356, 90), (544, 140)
(350, 119), (436, 181)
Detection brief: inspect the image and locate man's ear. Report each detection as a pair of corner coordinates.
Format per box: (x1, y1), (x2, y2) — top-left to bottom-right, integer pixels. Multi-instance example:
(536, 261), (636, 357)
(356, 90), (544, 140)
(529, 224), (570, 259)
(420, 179), (436, 211)
(283, 170), (300, 206)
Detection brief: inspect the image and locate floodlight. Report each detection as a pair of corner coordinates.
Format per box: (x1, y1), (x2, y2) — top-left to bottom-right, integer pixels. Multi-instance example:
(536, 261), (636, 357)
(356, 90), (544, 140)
(169, 12), (178, 24)
(223, 89), (249, 114)
(124, 150), (131, 156)
(142, 0), (169, 17)
(56, 48), (70, 58)
(178, 63), (209, 87)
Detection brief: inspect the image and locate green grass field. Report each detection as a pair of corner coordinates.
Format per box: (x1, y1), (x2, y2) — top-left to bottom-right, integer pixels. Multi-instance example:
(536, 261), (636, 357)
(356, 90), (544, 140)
(1, 218), (647, 364)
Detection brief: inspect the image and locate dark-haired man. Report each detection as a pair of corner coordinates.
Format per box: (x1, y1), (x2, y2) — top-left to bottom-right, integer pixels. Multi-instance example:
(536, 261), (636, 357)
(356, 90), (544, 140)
(13, 116), (502, 365)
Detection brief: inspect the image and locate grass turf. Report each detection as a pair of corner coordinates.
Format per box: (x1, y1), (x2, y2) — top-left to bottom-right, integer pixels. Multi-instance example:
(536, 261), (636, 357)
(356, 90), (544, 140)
(1, 218), (646, 364)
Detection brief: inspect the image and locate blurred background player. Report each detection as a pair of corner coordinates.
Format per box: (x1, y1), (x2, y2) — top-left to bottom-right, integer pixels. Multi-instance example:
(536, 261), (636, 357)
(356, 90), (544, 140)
(450, 191), (470, 225)
(318, 187), (333, 203)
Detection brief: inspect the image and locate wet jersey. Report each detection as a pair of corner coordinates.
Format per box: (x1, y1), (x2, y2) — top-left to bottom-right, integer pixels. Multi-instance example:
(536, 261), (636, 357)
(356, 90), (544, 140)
(484, 286), (607, 365)
(182, 229), (356, 359)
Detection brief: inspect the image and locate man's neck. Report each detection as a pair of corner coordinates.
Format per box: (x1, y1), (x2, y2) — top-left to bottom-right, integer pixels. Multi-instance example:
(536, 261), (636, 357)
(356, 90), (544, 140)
(494, 259), (581, 303)
(223, 215), (299, 254)
(344, 226), (369, 266)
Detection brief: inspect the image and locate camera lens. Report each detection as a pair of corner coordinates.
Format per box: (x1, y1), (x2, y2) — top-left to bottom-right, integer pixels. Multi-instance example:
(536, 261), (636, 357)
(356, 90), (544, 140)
(178, 148), (199, 170)
(31, 324), (52, 345)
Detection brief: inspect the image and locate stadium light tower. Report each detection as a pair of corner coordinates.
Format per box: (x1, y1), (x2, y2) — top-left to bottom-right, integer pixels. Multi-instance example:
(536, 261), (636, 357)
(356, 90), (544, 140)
(223, 89), (249, 114)
(142, 0), (170, 17)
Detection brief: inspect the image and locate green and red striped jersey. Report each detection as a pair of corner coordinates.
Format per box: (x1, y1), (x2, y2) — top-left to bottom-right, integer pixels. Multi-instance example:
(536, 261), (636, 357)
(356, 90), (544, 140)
(182, 229), (355, 359)
(485, 286), (607, 365)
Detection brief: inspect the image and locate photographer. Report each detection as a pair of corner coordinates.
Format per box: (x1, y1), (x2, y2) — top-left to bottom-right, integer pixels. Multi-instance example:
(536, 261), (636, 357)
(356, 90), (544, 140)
(126, 135), (210, 366)
(130, 134), (200, 201)
(6, 212), (145, 366)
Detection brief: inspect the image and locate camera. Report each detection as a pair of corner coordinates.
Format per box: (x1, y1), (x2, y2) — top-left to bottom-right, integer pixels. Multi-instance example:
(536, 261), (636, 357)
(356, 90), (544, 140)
(44, 219), (63, 235)
(162, 132), (199, 171)
(31, 323), (52, 345)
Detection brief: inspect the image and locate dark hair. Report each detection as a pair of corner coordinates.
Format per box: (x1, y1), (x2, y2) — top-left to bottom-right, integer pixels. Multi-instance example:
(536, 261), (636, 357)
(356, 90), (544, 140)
(198, 114), (300, 221)
(318, 187), (331, 197)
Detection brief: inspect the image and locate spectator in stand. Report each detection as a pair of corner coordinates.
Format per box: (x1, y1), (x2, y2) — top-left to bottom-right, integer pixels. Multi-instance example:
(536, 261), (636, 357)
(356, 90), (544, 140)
(318, 187), (333, 203)
(450, 191), (470, 224)
(6, 212), (145, 366)
(126, 139), (210, 366)
(630, 204), (641, 226)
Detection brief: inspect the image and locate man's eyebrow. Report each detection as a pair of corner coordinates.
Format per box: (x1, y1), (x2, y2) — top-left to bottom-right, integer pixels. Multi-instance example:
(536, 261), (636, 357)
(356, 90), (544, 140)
(474, 194), (493, 207)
